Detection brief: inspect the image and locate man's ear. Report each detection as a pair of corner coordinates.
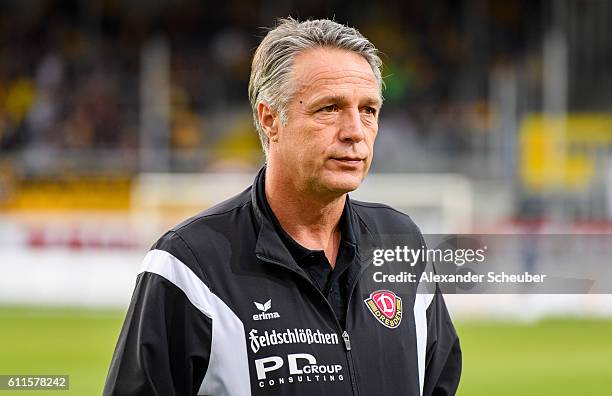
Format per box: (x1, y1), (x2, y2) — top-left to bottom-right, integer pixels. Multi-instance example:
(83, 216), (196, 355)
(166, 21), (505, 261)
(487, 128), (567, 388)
(257, 101), (280, 143)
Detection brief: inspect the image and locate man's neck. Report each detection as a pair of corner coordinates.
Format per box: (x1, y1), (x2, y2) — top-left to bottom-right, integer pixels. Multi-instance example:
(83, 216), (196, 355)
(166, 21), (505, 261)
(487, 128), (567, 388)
(265, 167), (345, 268)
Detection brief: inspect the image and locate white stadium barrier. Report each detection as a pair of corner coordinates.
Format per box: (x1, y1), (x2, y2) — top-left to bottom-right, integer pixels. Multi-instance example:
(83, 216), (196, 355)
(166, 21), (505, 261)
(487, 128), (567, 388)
(1, 172), (611, 318)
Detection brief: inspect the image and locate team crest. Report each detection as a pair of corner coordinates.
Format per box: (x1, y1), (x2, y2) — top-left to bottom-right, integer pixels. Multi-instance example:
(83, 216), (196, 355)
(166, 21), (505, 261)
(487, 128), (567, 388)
(364, 290), (402, 329)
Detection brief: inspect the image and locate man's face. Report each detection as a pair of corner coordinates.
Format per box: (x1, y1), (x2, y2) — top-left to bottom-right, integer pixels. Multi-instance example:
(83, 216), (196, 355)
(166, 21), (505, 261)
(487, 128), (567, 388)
(267, 47), (381, 198)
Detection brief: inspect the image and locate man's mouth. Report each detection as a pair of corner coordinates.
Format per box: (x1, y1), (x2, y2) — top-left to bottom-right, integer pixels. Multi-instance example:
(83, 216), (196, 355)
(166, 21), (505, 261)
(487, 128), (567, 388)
(330, 156), (365, 165)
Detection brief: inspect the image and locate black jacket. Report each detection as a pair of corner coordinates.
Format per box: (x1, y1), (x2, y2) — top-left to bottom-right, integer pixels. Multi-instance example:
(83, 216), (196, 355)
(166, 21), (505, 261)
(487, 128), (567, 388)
(104, 168), (461, 395)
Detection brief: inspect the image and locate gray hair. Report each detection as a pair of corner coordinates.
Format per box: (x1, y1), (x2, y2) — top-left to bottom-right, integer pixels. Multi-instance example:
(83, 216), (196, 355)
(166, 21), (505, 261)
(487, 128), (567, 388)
(248, 17), (383, 157)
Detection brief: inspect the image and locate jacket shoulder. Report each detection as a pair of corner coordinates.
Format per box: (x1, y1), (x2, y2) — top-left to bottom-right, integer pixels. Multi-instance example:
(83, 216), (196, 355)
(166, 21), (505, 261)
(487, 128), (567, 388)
(351, 199), (423, 235)
(149, 186), (254, 283)
(154, 185), (252, 251)
(171, 186), (253, 232)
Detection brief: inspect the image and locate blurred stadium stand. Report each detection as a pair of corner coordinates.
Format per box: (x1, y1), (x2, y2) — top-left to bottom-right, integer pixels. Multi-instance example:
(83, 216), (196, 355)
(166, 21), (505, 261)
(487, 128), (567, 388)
(1, 0), (612, 314)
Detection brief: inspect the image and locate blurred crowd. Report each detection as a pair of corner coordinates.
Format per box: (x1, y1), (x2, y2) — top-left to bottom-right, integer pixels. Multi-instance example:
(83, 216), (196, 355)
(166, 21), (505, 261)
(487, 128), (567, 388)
(0, 0), (547, 173)
(0, 0), (139, 153)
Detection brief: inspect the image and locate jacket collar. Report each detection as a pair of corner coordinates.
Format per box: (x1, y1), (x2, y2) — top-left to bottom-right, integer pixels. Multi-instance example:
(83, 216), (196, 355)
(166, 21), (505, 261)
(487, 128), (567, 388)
(251, 165), (370, 269)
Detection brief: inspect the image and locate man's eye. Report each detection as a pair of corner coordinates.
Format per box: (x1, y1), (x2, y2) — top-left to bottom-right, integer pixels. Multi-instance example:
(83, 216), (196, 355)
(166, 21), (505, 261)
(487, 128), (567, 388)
(362, 107), (377, 116)
(320, 104), (339, 112)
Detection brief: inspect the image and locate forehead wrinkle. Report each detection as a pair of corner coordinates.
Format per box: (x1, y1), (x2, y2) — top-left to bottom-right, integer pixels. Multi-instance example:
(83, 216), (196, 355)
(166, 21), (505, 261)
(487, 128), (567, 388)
(294, 73), (380, 104)
(308, 91), (381, 109)
(303, 65), (376, 80)
(289, 49), (381, 105)
(297, 69), (377, 90)
(306, 80), (381, 103)
(293, 46), (376, 75)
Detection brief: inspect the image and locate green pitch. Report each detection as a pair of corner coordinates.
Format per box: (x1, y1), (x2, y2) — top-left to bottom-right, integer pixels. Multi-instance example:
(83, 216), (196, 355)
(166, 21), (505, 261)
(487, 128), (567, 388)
(455, 318), (612, 396)
(0, 306), (611, 395)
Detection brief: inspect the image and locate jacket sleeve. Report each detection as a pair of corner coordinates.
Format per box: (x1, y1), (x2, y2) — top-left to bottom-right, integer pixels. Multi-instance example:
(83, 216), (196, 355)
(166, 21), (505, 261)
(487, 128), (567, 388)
(423, 291), (462, 396)
(103, 269), (212, 396)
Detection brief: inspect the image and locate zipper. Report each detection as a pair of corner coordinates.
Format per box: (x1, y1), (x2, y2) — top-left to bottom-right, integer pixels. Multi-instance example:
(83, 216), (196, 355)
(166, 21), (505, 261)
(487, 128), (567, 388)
(341, 330), (360, 396)
(339, 259), (371, 396)
(342, 331), (351, 350)
(256, 254), (361, 396)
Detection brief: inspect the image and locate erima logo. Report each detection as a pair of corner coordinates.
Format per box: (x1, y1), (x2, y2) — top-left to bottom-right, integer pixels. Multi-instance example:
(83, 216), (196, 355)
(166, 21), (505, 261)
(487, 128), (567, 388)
(253, 299), (280, 321)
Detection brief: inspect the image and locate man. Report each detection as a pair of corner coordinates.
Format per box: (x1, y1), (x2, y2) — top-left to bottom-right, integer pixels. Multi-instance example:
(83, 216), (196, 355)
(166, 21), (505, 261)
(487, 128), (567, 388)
(104, 18), (461, 396)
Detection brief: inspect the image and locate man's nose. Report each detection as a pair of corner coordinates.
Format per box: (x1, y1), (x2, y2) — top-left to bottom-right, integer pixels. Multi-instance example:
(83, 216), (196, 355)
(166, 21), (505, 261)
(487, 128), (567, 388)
(338, 108), (365, 142)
